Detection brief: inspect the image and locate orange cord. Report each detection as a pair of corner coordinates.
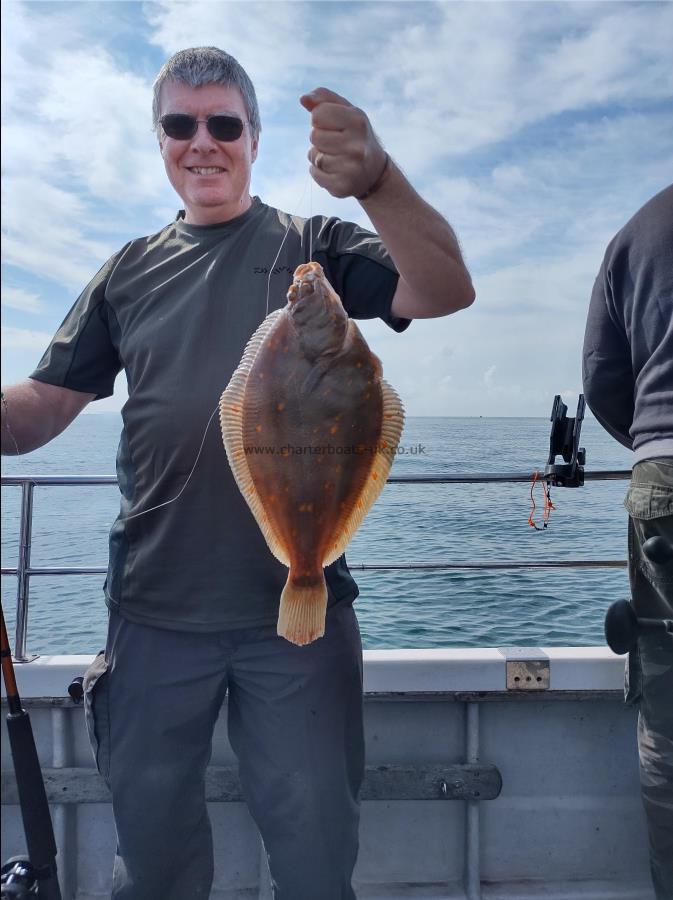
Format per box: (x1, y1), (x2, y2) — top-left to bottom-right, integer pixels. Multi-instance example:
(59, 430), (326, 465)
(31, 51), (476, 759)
(528, 471), (556, 529)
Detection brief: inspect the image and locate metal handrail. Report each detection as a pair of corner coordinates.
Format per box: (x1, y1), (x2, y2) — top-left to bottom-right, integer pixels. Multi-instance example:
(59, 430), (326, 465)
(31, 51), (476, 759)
(1, 470), (631, 661)
(1, 471), (631, 486)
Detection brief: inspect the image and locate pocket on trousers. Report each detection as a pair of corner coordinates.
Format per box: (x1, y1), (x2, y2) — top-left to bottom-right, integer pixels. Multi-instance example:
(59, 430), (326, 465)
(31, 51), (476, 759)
(83, 650), (111, 783)
(624, 483), (673, 520)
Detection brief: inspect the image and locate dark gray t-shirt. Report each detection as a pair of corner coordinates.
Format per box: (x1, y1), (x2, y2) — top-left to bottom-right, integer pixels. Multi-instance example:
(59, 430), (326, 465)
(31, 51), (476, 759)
(31, 198), (409, 631)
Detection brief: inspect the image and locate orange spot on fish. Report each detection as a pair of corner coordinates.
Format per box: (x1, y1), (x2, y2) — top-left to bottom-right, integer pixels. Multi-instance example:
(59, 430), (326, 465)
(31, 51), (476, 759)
(329, 425), (338, 434)
(356, 362), (362, 368)
(371, 472), (379, 480)
(255, 425), (262, 433)
(230, 405), (240, 412)
(277, 403), (285, 411)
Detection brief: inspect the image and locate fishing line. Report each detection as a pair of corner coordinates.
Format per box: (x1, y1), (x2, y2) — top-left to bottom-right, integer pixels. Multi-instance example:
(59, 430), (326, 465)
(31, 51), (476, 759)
(118, 403), (220, 522)
(265, 169), (312, 317)
(309, 174), (314, 261)
(1, 392), (21, 456)
(119, 167), (316, 524)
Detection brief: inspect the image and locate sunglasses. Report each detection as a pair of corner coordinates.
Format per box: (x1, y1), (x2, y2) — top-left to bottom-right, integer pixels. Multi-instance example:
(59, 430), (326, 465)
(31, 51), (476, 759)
(160, 113), (246, 142)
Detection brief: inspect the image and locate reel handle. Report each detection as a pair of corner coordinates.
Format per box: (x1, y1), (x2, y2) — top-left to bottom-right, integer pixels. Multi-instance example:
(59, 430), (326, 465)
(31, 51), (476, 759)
(67, 677), (84, 704)
(604, 535), (672, 655)
(604, 600), (673, 655)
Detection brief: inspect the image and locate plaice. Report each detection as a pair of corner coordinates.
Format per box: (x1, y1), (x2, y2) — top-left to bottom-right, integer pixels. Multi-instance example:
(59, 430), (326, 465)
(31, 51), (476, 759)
(220, 261), (404, 645)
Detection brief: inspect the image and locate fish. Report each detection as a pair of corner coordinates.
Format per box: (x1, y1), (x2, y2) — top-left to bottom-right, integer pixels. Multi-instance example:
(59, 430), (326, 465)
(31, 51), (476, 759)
(220, 261), (404, 645)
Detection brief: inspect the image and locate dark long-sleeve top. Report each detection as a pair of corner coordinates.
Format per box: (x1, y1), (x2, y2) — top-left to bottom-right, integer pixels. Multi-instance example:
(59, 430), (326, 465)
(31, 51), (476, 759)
(582, 184), (673, 460)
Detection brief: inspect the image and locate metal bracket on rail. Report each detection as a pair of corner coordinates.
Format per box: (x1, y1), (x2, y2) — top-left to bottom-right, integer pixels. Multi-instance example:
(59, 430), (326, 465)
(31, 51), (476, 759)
(500, 647), (550, 691)
(544, 394), (586, 488)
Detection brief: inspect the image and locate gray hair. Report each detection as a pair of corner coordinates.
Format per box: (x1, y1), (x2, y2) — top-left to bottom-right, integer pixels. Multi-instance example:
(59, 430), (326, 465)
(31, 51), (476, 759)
(152, 47), (261, 139)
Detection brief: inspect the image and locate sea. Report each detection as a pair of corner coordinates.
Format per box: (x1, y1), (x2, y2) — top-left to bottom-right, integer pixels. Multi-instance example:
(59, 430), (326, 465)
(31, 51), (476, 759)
(1, 415), (634, 655)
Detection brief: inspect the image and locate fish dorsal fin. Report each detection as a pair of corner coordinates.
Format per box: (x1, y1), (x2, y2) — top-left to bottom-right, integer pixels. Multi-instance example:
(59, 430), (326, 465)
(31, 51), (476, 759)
(322, 378), (405, 567)
(219, 308), (291, 567)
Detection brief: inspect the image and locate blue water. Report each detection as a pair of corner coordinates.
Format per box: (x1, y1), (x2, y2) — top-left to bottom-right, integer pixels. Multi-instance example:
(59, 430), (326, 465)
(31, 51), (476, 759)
(1, 415), (633, 654)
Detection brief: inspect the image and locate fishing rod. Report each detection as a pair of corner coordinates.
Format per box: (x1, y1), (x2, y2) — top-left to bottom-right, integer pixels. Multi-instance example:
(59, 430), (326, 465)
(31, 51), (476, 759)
(1, 601), (62, 900)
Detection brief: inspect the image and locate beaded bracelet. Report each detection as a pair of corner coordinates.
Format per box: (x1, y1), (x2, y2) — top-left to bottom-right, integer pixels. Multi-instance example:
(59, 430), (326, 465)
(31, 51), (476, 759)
(357, 152), (391, 201)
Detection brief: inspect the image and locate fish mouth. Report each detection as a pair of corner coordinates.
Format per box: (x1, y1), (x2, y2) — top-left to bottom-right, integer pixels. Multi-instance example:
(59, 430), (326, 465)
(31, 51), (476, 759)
(288, 262), (324, 303)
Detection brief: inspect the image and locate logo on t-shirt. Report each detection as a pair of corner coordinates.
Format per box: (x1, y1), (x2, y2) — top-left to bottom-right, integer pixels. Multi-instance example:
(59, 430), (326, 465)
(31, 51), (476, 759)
(253, 265), (294, 276)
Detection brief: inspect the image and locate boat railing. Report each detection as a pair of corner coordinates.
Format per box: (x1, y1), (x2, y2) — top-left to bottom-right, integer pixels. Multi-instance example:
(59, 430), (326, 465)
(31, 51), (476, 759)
(3, 470), (650, 900)
(1, 470), (631, 662)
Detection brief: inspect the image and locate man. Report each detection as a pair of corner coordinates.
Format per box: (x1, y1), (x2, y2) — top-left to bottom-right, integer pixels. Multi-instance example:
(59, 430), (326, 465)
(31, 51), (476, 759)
(1, 47), (474, 899)
(582, 184), (672, 900)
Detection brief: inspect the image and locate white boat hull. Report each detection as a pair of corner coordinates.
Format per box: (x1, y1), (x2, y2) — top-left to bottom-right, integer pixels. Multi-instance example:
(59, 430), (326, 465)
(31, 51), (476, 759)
(1, 648), (654, 899)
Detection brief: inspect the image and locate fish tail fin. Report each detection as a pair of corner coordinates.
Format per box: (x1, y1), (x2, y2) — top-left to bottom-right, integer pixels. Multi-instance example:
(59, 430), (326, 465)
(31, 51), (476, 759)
(277, 572), (328, 646)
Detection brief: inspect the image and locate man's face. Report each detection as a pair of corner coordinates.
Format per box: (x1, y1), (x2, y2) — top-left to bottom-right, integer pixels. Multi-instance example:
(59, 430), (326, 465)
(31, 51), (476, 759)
(158, 81), (258, 225)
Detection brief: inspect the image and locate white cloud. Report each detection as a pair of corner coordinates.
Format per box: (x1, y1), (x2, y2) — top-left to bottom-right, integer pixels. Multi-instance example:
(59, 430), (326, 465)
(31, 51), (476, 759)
(30, 53), (163, 205)
(1, 3), (174, 294)
(1, 287), (43, 314)
(146, 2), (309, 99)
(1, 0), (670, 414)
(365, 2), (673, 172)
(1, 325), (55, 350)
(1, 177), (118, 291)
(484, 365), (497, 389)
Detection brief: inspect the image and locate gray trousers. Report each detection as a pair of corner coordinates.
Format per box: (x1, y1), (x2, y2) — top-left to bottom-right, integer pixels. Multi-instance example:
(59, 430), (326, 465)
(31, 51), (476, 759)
(83, 603), (364, 900)
(624, 459), (673, 900)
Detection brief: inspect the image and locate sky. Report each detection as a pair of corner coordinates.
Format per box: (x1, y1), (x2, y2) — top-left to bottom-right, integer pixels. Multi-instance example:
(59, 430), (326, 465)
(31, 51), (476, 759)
(1, 0), (672, 418)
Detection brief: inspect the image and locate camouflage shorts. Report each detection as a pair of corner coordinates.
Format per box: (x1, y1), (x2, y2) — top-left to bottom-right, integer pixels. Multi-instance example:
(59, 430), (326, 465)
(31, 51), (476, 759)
(624, 458), (673, 900)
